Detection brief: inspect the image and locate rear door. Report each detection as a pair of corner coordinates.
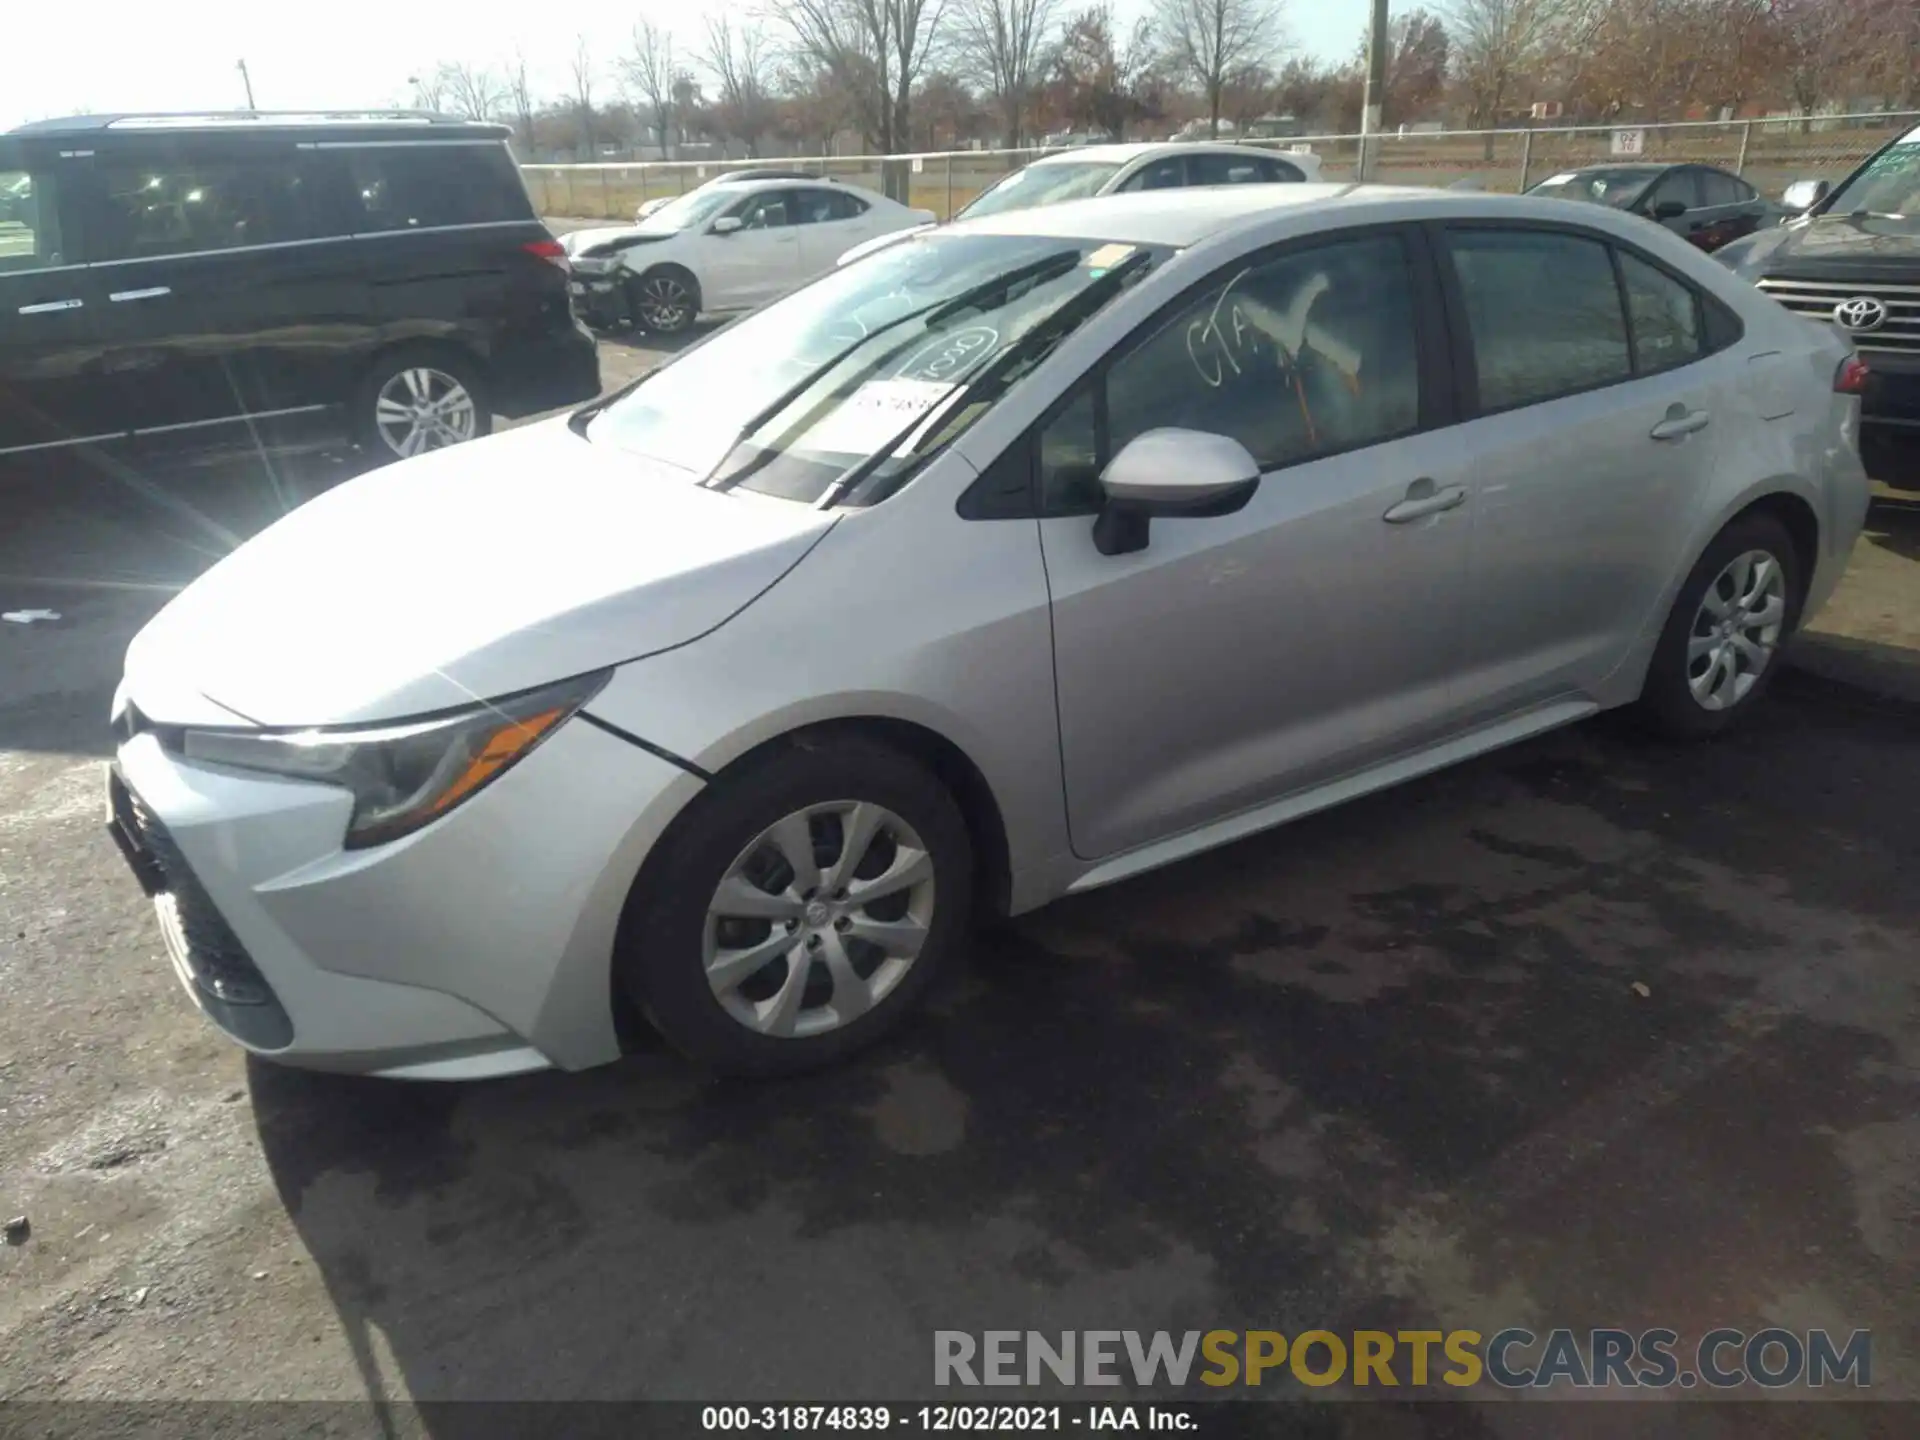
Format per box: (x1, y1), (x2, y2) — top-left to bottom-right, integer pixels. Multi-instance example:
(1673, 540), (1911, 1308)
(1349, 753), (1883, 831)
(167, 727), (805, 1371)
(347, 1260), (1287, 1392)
(1435, 222), (1737, 720)
(79, 134), (366, 444)
(1696, 169), (1762, 250)
(0, 142), (117, 459)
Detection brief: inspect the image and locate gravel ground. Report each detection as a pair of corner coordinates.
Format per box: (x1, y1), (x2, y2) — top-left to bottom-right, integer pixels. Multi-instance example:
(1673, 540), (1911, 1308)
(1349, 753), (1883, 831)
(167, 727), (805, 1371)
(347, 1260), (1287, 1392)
(2, 325), (1918, 1427)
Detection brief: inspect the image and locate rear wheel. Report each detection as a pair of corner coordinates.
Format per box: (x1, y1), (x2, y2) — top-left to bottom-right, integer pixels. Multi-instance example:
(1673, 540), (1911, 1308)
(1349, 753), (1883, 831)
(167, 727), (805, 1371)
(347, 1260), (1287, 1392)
(617, 737), (972, 1076)
(356, 349), (490, 462)
(1636, 512), (1803, 738)
(627, 268), (698, 335)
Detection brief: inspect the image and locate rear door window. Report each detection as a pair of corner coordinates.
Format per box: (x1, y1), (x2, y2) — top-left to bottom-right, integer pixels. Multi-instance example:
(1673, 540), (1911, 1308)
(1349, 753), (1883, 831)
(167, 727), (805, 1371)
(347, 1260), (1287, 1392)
(1118, 158), (1186, 192)
(0, 164), (68, 272)
(344, 144), (533, 232)
(92, 154), (318, 258)
(1446, 228), (1632, 411)
(1648, 169), (1704, 212)
(1619, 251), (1704, 374)
(1190, 153), (1301, 185)
(1699, 170), (1749, 207)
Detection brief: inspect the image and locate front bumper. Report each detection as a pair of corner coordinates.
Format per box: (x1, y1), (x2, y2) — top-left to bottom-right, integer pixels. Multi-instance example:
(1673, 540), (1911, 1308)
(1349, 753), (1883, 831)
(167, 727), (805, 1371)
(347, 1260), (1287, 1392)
(568, 271), (628, 329)
(105, 714), (702, 1078)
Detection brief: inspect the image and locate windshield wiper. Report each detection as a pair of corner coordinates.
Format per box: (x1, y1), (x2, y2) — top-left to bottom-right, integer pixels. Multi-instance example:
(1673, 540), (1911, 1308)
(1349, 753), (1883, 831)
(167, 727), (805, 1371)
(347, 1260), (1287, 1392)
(706, 248), (1085, 492)
(817, 250), (1153, 510)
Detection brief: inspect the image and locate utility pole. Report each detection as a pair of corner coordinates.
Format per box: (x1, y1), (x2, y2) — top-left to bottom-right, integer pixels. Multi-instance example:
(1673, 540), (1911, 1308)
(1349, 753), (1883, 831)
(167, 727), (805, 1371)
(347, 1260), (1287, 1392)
(1359, 0), (1390, 181)
(237, 59), (257, 110)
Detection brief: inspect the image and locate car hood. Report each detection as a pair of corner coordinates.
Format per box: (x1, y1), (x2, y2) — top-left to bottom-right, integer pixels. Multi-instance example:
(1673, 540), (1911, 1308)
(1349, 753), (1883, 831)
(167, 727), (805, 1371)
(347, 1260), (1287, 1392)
(122, 420), (834, 728)
(1732, 213), (1920, 279)
(561, 225), (641, 256)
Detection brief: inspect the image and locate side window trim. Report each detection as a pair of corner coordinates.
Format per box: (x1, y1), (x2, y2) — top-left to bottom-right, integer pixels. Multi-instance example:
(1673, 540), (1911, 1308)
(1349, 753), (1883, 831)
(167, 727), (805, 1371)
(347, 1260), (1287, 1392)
(1607, 245), (1641, 376)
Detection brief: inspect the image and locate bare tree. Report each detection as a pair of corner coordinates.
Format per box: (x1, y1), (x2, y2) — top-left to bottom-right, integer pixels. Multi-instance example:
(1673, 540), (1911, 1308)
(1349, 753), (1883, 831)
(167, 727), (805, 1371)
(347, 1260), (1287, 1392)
(410, 69), (449, 112)
(778, 0), (950, 154)
(1152, 0), (1287, 137)
(954, 0), (1062, 146)
(624, 19), (683, 157)
(440, 62), (503, 121)
(705, 16), (778, 154)
(506, 49), (536, 149)
(570, 34), (598, 154)
(1442, 0), (1568, 146)
(1051, 3), (1161, 138)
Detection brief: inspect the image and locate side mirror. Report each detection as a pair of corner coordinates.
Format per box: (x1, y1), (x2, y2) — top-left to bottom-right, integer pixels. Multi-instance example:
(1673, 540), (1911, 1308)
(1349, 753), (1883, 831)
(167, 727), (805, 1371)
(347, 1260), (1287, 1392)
(1092, 429), (1261, 557)
(1650, 199), (1688, 221)
(711, 215), (744, 235)
(1783, 179), (1830, 214)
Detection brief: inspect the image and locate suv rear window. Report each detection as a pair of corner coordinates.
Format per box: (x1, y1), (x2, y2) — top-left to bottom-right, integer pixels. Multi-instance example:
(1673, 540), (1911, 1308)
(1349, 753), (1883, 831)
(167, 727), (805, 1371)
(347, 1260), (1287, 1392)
(345, 144), (533, 232)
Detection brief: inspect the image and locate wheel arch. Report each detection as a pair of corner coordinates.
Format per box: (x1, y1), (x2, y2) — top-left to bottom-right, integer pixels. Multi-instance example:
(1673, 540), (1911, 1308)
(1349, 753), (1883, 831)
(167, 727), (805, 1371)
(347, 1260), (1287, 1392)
(626, 258), (704, 312)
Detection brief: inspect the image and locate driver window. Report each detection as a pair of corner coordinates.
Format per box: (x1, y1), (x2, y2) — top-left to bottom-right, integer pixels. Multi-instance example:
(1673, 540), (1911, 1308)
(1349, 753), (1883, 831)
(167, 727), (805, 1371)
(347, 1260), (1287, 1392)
(1039, 232), (1421, 514)
(737, 194), (792, 228)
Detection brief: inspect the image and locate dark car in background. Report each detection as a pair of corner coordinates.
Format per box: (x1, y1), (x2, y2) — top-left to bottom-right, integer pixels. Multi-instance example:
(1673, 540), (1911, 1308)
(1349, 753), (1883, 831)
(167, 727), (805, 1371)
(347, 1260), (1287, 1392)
(1527, 163), (1774, 253)
(1716, 122), (1920, 489)
(0, 112), (599, 469)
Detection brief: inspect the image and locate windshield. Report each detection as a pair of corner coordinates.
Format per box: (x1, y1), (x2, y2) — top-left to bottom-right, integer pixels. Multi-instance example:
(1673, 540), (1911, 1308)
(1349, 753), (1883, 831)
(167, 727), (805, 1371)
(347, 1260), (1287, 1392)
(1528, 169), (1658, 209)
(586, 231), (1162, 504)
(957, 161), (1124, 220)
(1825, 132), (1920, 218)
(637, 187), (740, 232)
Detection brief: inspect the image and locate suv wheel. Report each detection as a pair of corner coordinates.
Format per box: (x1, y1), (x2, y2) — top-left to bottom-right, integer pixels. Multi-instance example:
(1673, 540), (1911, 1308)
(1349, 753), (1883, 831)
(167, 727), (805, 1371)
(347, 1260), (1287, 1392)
(357, 350), (490, 461)
(617, 737), (973, 1076)
(628, 269), (698, 335)
(1637, 511), (1803, 738)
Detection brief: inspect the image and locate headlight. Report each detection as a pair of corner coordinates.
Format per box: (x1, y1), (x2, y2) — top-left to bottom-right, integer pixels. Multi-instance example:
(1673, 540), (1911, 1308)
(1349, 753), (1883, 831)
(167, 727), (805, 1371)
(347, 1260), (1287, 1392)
(181, 670), (609, 848)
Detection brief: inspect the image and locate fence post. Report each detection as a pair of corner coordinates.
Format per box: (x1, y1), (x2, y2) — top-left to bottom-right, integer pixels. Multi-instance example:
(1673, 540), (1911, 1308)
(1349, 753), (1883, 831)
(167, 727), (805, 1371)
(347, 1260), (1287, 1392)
(600, 167), (610, 218)
(1518, 128), (1534, 193)
(1736, 120), (1754, 177)
(945, 154), (954, 220)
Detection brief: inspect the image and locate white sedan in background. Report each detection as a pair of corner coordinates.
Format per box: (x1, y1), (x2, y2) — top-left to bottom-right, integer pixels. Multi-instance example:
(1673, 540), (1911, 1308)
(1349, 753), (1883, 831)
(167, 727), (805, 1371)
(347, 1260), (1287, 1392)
(562, 179), (936, 334)
(836, 141), (1326, 269)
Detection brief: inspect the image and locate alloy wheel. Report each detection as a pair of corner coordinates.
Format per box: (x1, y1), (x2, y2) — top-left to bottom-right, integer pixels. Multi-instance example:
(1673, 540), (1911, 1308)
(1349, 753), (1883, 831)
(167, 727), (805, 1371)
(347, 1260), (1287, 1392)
(374, 367), (477, 458)
(1687, 548), (1788, 712)
(636, 274), (693, 331)
(703, 801), (936, 1039)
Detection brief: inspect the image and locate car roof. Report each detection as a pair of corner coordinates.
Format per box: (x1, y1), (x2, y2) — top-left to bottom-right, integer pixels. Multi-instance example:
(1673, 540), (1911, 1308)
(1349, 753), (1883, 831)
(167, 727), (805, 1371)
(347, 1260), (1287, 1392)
(1547, 162), (1679, 176)
(1028, 141), (1265, 167)
(8, 111), (508, 141)
(944, 182), (1676, 249)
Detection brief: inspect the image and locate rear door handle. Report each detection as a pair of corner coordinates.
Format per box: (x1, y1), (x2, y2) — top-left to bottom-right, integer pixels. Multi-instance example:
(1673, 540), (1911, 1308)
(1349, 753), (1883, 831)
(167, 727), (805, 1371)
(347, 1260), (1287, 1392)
(1384, 480), (1468, 524)
(109, 286), (172, 303)
(18, 298), (84, 315)
(1650, 409), (1711, 441)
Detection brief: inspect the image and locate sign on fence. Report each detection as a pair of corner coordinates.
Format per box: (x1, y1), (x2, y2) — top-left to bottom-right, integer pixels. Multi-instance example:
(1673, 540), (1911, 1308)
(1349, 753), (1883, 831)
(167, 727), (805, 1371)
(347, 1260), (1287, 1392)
(1611, 128), (1646, 157)
(912, 157), (924, 173)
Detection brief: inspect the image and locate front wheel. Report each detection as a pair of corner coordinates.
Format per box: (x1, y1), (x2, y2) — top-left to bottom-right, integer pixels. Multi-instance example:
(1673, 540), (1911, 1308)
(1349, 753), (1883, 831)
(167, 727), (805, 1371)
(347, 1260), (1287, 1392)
(1636, 512), (1803, 738)
(627, 269), (698, 335)
(617, 737), (973, 1076)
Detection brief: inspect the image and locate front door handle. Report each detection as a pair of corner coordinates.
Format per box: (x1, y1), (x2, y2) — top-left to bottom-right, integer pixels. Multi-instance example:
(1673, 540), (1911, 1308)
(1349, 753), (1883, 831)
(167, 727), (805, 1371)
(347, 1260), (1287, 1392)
(18, 298), (84, 315)
(1651, 408), (1711, 441)
(1383, 479), (1468, 524)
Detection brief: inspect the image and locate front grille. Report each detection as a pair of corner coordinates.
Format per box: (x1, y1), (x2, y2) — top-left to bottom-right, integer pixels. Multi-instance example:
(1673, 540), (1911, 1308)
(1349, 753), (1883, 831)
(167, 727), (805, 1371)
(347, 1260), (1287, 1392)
(116, 776), (294, 1048)
(1756, 277), (1920, 356)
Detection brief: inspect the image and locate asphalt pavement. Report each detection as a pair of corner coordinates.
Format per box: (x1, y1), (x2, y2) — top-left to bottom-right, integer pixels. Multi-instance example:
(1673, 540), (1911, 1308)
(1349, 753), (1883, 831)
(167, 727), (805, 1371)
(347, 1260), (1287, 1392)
(2, 329), (1917, 1432)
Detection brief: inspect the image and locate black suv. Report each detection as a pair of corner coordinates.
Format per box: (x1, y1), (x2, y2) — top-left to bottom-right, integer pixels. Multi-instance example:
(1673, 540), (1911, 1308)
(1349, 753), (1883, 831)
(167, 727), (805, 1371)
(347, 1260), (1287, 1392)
(0, 112), (599, 469)
(1717, 122), (1920, 489)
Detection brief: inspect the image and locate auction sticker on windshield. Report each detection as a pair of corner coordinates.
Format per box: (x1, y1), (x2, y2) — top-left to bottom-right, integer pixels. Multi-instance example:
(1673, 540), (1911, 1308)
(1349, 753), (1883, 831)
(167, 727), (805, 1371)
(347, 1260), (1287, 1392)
(799, 378), (958, 455)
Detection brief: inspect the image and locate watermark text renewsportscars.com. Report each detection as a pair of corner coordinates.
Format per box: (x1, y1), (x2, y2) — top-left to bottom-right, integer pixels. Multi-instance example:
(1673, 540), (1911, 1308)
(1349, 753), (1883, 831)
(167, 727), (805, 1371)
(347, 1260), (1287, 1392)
(934, 1328), (1872, 1391)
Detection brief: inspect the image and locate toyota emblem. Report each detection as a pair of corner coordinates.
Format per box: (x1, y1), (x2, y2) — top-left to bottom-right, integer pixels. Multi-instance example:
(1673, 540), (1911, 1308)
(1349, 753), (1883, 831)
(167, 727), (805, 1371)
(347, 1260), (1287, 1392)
(1833, 296), (1889, 333)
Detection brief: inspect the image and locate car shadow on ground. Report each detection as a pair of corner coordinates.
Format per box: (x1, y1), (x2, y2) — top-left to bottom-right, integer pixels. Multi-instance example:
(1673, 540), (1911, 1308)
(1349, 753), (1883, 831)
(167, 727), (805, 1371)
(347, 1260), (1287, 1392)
(1865, 493), (1920, 563)
(247, 688), (1920, 1414)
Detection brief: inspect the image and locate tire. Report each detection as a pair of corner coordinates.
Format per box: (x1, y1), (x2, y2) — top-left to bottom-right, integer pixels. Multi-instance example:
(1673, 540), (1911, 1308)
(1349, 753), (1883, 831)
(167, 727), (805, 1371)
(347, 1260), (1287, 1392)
(617, 736), (973, 1077)
(1635, 511), (1804, 739)
(627, 267), (699, 335)
(354, 347), (491, 463)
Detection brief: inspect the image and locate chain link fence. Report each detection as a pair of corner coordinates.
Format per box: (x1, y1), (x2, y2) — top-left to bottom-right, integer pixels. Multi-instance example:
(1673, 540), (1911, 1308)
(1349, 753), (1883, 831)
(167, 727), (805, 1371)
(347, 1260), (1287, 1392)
(521, 112), (1920, 224)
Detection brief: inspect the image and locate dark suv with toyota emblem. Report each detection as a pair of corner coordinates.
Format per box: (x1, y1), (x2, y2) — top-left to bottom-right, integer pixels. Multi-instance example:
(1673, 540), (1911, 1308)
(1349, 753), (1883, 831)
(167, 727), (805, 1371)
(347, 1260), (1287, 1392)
(1, 112), (598, 471)
(1717, 122), (1920, 489)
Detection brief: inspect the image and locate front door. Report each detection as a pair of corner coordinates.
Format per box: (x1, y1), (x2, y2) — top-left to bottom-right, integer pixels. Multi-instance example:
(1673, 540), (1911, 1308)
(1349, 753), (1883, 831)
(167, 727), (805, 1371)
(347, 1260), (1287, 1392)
(1037, 228), (1473, 860)
(0, 146), (118, 459)
(79, 137), (361, 443)
(1434, 223), (1734, 720)
(705, 191), (802, 309)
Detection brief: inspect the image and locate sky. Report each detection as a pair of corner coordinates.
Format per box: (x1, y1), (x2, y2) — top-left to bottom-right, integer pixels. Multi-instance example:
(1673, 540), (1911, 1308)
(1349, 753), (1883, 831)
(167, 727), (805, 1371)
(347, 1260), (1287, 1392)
(3, 0), (1370, 133)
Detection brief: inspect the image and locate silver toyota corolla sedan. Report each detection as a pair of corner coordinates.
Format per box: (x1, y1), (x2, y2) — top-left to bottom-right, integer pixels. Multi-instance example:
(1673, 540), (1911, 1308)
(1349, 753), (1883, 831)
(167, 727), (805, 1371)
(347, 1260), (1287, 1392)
(107, 185), (1872, 1080)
